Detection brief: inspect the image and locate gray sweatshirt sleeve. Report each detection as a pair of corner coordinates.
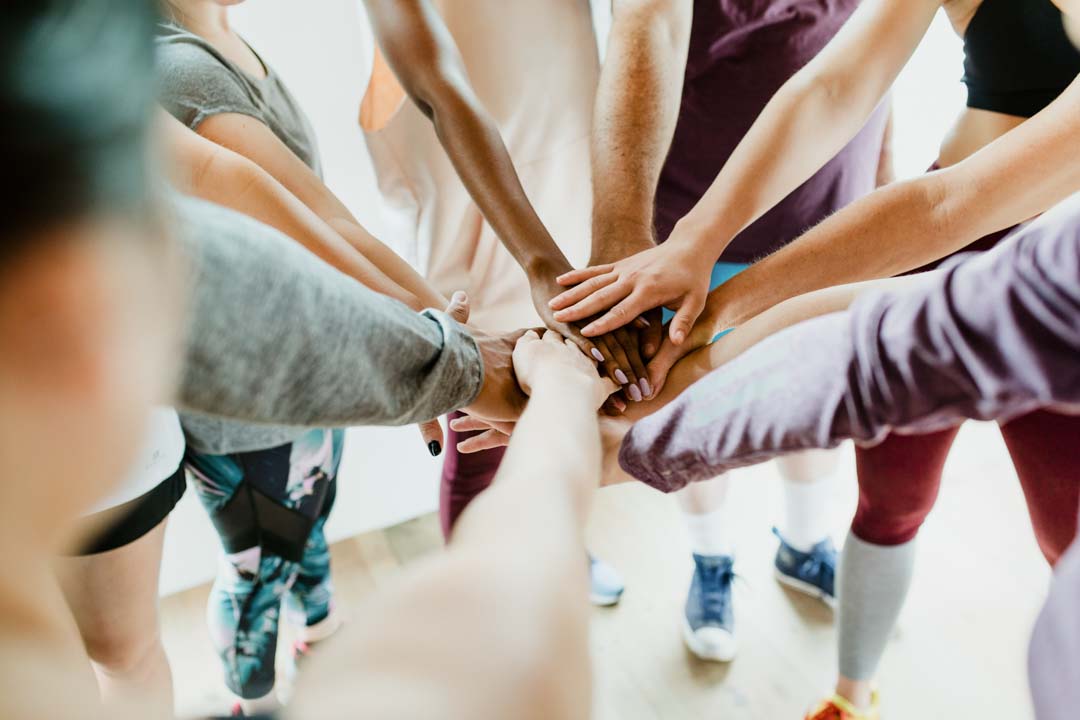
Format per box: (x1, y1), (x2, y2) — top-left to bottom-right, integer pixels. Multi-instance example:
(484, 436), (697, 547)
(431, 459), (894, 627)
(619, 196), (1080, 493)
(173, 196), (483, 427)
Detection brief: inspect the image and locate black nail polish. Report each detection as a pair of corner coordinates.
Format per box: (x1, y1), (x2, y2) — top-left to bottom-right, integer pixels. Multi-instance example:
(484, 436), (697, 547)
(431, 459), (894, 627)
(428, 441), (442, 457)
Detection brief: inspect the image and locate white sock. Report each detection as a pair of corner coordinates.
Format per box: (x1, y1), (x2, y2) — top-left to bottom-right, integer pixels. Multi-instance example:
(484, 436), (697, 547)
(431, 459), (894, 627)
(781, 475), (834, 552)
(682, 506), (734, 557)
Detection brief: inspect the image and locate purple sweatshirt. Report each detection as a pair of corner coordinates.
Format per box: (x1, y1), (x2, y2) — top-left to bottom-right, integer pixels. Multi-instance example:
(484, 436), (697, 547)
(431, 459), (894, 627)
(654, 0), (888, 260)
(619, 192), (1080, 492)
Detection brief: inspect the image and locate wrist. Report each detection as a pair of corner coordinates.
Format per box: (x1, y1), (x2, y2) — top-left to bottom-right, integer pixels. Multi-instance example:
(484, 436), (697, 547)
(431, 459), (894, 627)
(671, 212), (733, 259)
(589, 215), (656, 263)
(529, 366), (599, 397)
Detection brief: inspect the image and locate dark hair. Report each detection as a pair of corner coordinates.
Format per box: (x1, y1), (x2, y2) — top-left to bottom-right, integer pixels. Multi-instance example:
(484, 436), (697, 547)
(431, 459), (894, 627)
(0, 0), (159, 255)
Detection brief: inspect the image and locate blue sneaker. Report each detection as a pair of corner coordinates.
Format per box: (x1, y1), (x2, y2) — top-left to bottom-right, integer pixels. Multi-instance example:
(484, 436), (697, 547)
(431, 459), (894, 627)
(682, 553), (737, 661)
(589, 554), (624, 607)
(772, 527), (837, 608)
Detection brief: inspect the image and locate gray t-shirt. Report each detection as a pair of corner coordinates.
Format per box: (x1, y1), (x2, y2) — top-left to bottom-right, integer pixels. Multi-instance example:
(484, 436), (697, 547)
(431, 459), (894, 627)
(157, 22), (326, 452)
(156, 21), (321, 175)
(174, 195), (484, 454)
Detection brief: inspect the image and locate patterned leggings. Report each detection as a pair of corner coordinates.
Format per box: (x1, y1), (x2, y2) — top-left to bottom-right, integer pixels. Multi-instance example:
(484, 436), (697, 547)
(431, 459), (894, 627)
(185, 429), (344, 699)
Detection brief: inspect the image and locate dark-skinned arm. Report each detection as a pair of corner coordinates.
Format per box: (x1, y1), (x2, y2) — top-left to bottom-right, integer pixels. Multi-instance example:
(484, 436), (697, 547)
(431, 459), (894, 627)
(361, 0), (646, 396)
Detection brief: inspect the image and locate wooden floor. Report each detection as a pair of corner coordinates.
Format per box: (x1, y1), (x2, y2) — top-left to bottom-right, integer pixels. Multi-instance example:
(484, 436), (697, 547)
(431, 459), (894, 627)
(165, 422), (1048, 719)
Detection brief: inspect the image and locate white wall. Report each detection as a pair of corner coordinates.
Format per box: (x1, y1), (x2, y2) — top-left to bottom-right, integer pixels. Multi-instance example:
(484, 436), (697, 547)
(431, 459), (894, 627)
(160, 3), (966, 594)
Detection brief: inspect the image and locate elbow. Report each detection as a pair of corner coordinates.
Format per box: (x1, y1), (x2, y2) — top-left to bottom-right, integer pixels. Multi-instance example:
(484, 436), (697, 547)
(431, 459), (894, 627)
(612, 0), (691, 48)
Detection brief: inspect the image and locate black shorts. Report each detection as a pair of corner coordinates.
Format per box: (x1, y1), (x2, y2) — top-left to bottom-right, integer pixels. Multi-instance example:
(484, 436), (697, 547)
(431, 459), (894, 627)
(75, 465), (187, 555)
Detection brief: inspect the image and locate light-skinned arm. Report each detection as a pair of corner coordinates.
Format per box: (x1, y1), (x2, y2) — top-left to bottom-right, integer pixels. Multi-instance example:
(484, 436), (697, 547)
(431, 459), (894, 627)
(551, 0), (938, 345)
(359, 0), (648, 392)
(172, 110), (447, 311)
(586, 0), (693, 362)
(285, 330), (612, 720)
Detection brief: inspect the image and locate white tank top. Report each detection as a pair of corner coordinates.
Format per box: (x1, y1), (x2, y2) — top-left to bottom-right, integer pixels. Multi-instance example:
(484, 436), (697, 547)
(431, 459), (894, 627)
(86, 406), (185, 514)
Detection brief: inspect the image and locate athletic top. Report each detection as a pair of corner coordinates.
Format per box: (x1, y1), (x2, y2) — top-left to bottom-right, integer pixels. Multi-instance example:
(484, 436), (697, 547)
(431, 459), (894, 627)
(962, 0), (1080, 118)
(654, 0), (888, 264)
(156, 23), (325, 453)
(619, 192), (1080, 492)
(86, 407), (184, 514)
(156, 22), (321, 175)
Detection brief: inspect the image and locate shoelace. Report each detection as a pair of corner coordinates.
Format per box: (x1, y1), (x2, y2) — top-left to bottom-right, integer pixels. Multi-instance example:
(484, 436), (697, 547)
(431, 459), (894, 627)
(797, 546), (836, 590)
(698, 563), (737, 618)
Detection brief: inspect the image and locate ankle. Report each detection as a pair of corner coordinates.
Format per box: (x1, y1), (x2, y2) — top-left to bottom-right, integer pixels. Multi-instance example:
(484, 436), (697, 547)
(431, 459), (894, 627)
(835, 676), (874, 712)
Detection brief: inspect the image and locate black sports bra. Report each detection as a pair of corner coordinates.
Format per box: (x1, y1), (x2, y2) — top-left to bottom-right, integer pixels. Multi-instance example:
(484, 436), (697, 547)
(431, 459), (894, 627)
(962, 0), (1080, 118)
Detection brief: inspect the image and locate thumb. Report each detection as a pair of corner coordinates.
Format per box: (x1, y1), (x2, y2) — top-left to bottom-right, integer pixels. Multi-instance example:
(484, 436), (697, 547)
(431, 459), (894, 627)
(417, 418), (444, 457)
(644, 341), (681, 399)
(446, 290), (470, 324)
(669, 293), (705, 345)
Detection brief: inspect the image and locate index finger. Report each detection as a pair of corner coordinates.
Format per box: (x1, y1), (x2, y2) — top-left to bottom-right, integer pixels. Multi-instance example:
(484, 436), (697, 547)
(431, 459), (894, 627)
(556, 264), (615, 286)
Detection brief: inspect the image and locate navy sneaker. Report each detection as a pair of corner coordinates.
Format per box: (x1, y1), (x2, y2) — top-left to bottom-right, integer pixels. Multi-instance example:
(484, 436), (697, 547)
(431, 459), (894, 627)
(589, 554), (625, 607)
(772, 527), (837, 608)
(682, 553), (737, 661)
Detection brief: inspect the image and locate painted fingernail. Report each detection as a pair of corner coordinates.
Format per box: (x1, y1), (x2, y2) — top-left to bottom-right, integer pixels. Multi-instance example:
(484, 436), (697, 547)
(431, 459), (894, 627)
(614, 369), (629, 384)
(628, 384), (642, 402)
(591, 348), (605, 362)
(640, 378), (652, 397)
(613, 398), (627, 412)
(638, 316), (651, 327)
(428, 441), (442, 457)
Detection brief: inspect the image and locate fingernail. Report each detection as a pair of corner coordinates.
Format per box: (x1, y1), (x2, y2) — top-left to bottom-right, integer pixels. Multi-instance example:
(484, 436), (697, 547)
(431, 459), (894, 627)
(614, 369), (629, 384)
(613, 398), (627, 412)
(643, 344), (655, 356)
(640, 378), (652, 397)
(451, 290), (466, 303)
(428, 441), (441, 457)
(591, 349), (605, 362)
(628, 384), (642, 402)
(548, 298), (558, 308)
(639, 317), (651, 327)
(673, 331), (686, 344)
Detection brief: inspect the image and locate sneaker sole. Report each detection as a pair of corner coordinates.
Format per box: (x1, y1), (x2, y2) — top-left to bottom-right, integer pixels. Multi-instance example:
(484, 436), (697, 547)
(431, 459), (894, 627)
(681, 618), (737, 662)
(773, 567), (837, 609)
(590, 591), (622, 607)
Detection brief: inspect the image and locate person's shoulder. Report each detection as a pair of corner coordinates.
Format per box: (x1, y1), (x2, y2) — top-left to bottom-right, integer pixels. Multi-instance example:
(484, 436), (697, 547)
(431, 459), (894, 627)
(156, 24), (255, 128)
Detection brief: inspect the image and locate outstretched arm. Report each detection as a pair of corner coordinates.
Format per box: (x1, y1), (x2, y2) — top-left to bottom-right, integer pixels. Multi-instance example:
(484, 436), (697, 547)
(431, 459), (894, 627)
(619, 199), (1080, 491)
(285, 331), (612, 720)
(551, 0), (937, 344)
(164, 110), (447, 311)
(360, 0), (648, 392)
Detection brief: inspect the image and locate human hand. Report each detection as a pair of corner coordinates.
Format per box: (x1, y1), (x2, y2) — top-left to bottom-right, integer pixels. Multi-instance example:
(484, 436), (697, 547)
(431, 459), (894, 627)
(549, 233), (712, 346)
(530, 269), (652, 401)
(513, 329), (619, 408)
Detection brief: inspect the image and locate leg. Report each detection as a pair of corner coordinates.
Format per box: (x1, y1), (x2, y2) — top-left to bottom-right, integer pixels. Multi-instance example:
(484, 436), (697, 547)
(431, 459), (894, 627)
(54, 520), (173, 715)
(773, 450), (841, 606)
(829, 427), (959, 715)
(440, 411), (505, 540)
(998, 410), (1080, 566)
(676, 477), (737, 661)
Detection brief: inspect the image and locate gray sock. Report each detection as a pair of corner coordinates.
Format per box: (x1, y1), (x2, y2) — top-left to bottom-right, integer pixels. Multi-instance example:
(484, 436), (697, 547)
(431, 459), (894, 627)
(837, 532), (917, 681)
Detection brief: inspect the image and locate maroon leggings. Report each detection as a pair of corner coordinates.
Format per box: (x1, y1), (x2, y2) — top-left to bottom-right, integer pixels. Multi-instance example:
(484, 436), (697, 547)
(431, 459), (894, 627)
(439, 410), (504, 539)
(853, 408), (1080, 565)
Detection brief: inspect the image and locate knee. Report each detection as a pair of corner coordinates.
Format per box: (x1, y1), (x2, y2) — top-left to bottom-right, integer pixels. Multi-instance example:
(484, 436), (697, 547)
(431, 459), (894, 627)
(851, 484), (939, 547)
(84, 625), (166, 679)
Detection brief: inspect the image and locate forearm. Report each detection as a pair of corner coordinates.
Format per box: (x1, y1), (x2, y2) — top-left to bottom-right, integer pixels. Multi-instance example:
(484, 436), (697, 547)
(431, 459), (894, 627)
(590, 0), (691, 261)
(454, 374), (600, 549)
(703, 175), (953, 328)
(674, 0), (935, 258)
(620, 209), (1080, 490)
(328, 217), (447, 309)
(365, 0), (570, 277)
(174, 196), (483, 427)
(176, 137), (426, 308)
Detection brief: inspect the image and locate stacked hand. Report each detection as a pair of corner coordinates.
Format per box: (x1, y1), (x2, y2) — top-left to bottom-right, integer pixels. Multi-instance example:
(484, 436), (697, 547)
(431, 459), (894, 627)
(531, 263), (659, 405)
(450, 329), (618, 453)
(547, 233), (719, 399)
